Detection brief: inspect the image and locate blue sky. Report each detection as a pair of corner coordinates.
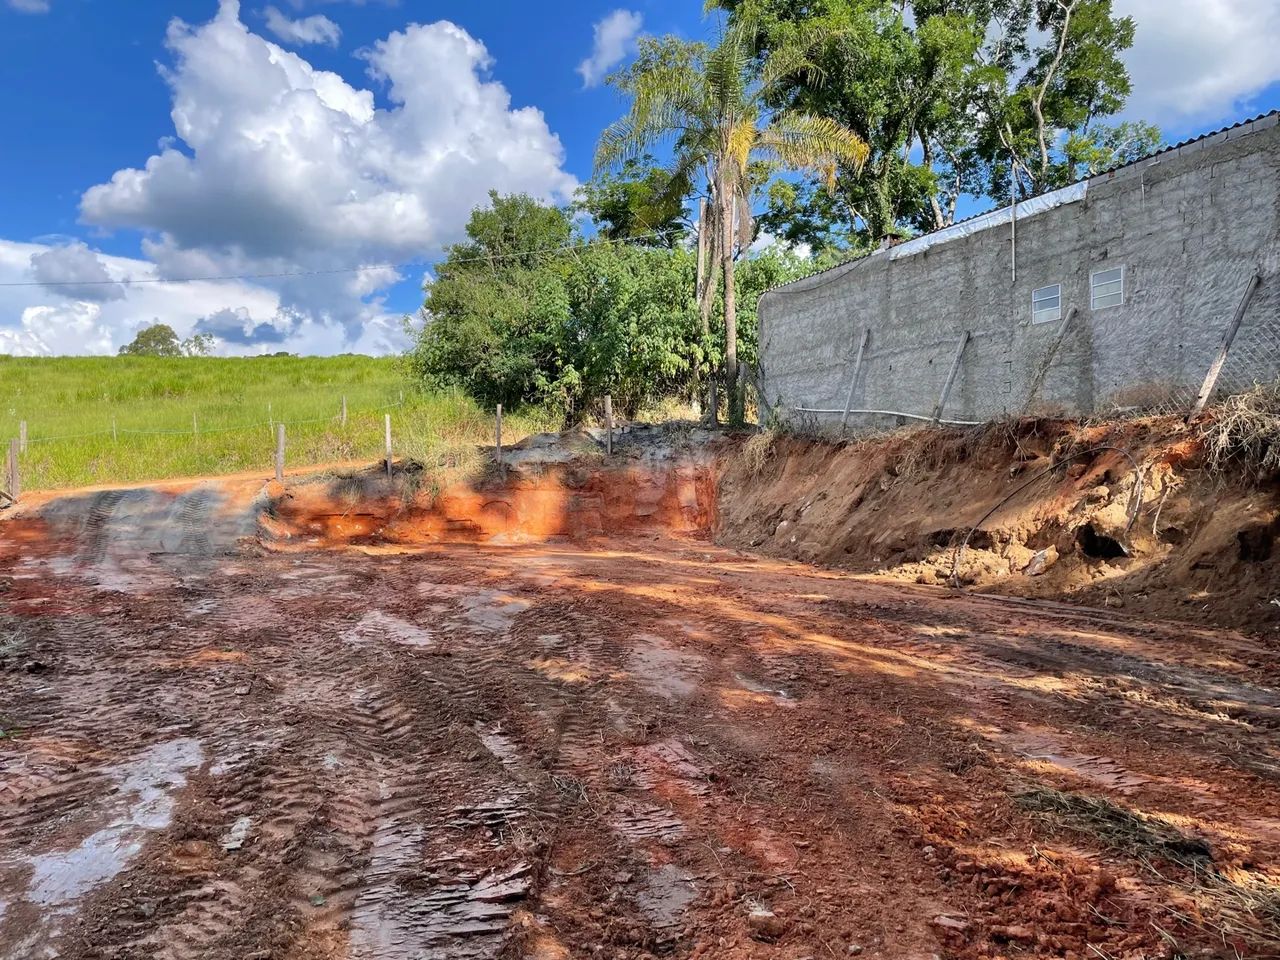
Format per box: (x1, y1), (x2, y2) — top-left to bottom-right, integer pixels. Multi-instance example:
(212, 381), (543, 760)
(1, 0), (1278, 356)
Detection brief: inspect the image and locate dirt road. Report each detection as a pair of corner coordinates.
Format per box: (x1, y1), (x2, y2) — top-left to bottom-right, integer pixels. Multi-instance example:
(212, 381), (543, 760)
(2, 501), (1279, 958)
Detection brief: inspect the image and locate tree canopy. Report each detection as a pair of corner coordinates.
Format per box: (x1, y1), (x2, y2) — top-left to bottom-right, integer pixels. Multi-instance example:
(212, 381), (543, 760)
(712, 0), (1160, 246)
(118, 324), (214, 358)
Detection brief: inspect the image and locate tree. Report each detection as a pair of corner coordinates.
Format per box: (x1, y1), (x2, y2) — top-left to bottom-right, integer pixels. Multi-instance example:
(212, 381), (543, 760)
(119, 324), (217, 357)
(574, 157), (692, 247)
(714, 0), (1157, 240)
(596, 24), (868, 422)
(409, 193), (706, 418)
(119, 324), (183, 357)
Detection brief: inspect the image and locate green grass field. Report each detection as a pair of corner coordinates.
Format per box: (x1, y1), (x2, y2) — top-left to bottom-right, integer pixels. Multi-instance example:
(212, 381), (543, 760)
(0, 355), (560, 491)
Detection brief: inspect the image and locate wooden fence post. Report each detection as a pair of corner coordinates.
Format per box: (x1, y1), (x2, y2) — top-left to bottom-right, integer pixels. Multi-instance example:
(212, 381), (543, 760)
(193, 413), (199, 437)
(840, 328), (871, 430)
(275, 424), (285, 484)
(7, 438), (20, 503)
(18, 421), (27, 454)
(604, 395), (613, 456)
(495, 404), (504, 471)
(341, 395), (348, 426)
(384, 414), (393, 478)
(931, 331), (972, 425)
(1189, 271), (1264, 420)
(112, 418), (118, 444)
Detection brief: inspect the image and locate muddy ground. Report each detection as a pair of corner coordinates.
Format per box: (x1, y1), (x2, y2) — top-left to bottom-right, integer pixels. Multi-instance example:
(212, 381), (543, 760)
(2, 438), (1280, 960)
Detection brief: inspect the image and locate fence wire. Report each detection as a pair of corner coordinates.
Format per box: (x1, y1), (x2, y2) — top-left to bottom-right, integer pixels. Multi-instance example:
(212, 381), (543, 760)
(11, 400), (407, 447)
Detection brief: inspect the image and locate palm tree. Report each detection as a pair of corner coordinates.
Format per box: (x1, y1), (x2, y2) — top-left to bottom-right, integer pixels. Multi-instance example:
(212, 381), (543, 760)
(596, 18), (868, 422)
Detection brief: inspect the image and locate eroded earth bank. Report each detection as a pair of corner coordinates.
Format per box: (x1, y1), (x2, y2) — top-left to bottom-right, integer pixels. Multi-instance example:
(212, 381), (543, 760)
(2, 422), (1279, 960)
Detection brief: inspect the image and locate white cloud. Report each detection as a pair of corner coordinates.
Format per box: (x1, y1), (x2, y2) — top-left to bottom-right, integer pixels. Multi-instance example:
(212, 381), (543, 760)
(0, 238), (410, 357)
(29, 242), (127, 302)
(263, 5), (341, 47)
(1117, 0), (1280, 127)
(577, 9), (643, 88)
(63, 0), (574, 354)
(6, 0), (51, 12)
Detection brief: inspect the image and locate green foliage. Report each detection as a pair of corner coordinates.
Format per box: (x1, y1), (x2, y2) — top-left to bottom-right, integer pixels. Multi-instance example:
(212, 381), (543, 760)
(1063, 120), (1164, 178)
(596, 21), (868, 422)
(574, 157), (691, 246)
(119, 323), (183, 357)
(714, 0), (1161, 242)
(410, 193), (813, 421)
(117, 323), (218, 358)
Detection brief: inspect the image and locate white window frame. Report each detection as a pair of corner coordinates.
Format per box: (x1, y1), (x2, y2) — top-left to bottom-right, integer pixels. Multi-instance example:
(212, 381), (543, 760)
(1031, 283), (1062, 324)
(1091, 266), (1125, 310)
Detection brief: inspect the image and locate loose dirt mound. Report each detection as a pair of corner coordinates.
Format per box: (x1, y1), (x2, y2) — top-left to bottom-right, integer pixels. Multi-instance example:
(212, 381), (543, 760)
(717, 414), (1280, 634)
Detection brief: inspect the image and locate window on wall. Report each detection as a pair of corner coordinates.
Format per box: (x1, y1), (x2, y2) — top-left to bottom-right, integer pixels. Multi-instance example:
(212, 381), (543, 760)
(1091, 267), (1125, 309)
(1032, 284), (1062, 324)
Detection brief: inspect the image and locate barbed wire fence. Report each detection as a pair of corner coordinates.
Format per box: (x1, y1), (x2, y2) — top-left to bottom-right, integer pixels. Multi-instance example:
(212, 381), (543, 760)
(1, 395), (414, 503)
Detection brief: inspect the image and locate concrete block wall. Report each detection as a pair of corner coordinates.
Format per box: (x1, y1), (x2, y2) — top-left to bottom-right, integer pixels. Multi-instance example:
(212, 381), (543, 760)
(759, 112), (1280, 428)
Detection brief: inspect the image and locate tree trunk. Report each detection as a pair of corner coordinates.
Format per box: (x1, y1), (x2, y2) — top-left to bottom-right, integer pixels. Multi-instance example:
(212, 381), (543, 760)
(720, 177), (740, 424)
(698, 197), (720, 424)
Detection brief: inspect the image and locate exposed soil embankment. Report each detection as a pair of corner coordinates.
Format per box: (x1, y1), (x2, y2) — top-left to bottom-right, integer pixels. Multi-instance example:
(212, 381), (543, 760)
(717, 416), (1280, 634)
(266, 426), (721, 546)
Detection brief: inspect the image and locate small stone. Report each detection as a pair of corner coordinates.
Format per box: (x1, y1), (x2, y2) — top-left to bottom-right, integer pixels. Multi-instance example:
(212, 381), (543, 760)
(931, 915), (970, 932)
(991, 924), (1034, 943)
(309, 894), (327, 907)
(747, 908), (788, 940)
(23, 660), (47, 674)
(234, 684), (252, 696)
(847, 945), (864, 956)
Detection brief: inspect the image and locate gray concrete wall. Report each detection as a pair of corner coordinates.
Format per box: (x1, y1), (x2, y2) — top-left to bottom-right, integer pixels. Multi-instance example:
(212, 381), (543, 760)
(759, 112), (1280, 428)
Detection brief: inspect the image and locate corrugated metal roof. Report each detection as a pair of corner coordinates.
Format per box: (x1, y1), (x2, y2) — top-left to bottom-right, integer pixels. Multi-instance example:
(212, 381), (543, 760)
(762, 110), (1280, 297)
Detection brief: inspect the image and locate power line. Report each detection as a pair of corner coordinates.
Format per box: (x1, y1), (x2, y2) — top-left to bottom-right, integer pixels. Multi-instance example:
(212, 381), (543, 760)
(0, 227), (689, 289)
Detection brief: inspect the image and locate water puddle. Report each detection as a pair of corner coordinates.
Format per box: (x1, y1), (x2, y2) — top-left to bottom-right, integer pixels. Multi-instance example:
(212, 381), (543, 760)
(635, 863), (696, 932)
(733, 673), (795, 706)
(417, 584), (531, 635)
(0, 738), (202, 952)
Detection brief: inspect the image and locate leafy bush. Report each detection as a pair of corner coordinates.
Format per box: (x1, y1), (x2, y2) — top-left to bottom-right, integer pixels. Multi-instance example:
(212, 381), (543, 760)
(408, 192), (811, 421)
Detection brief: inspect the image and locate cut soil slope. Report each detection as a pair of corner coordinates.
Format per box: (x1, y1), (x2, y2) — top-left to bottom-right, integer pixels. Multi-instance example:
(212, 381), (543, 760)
(716, 415), (1280, 635)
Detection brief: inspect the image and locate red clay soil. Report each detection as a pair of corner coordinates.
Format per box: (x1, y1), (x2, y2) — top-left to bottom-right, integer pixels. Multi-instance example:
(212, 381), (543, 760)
(1, 433), (1279, 960)
(718, 415), (1280, 636)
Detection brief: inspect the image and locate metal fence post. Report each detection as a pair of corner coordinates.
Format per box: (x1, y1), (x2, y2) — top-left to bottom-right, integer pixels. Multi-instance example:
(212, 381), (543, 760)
(275, 424), (285, 483)
(931, 331), (972, 425)
(341, 395), (348, 426)
(840, 328), (871, 430)
(604, 395), (613, 456)
(8, 438), (20, 503)
(1188, 271), (1264, 420)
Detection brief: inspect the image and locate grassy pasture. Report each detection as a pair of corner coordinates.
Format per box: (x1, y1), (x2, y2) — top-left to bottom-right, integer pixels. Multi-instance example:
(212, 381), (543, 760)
(0, 355), (559, 491)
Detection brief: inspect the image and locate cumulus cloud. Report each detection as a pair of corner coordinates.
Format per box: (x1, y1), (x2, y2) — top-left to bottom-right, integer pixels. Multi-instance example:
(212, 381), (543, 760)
(263, 5), (341, 46)
(29, 242), (127, 302)
(71, 0), (575, 352)
(0, 238), (409, 357)
(0, 302), (113, 357)
(194, 306), (289, 345)
(6, 0), (51, 12)
(577, 9), (643, 88)
(1116, 0), (1280, 126)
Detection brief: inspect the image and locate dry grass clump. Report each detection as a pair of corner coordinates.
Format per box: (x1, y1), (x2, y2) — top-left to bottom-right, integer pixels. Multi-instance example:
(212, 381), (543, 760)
(1016, 786), (1211, 867)
(1199, 381), (1280, 476)
(1019, 786), (1280, 951)
(740, 428), (779, 477)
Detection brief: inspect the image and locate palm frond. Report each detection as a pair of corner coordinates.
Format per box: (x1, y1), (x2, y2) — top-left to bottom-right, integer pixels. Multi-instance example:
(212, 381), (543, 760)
(755, 113), (870, 189)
